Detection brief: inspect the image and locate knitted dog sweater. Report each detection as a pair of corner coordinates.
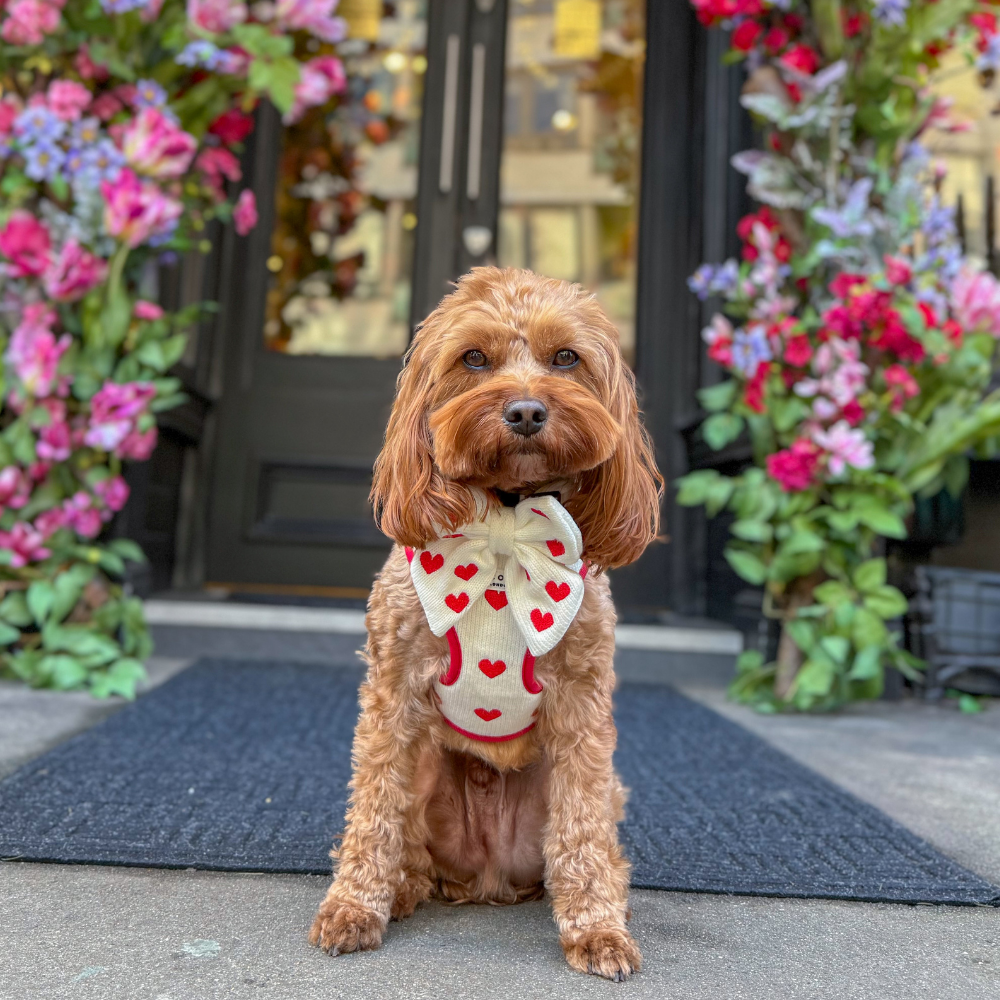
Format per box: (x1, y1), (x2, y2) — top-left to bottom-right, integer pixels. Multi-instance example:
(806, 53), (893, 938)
(406, 493), (586, 741)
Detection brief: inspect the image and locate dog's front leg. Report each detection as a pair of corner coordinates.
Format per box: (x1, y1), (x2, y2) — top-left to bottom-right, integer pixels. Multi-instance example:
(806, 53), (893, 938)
(310, 672), (424, 956)
(541, 661), (640, 981)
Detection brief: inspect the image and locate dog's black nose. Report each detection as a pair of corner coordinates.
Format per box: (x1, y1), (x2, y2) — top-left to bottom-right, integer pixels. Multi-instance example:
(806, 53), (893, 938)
(503, 398), (548, 436)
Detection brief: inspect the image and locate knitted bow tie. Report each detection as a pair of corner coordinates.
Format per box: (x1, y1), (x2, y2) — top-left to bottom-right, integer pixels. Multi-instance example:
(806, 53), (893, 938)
(408, 493), (587, 656)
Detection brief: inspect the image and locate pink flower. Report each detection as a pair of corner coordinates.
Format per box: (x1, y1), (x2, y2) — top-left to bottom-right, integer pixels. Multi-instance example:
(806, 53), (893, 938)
(102, 168), (183, 248)
(75, 45), (109, 81)
(36, 418), (72, 461)
(701, 313), (734, 366)
(84, 380), (156, 452)
(6, 304), (71, 398)
(767, 439), (820, 492)
(34, 505), (68, 538)
(883, 255), (912, 286)
(90, 93), (123, 121)
(950, 266), (1000, 337)
(1, 0), (60, 46)
(94, 475), (130, 512)
(883, 363), (919, 411)
(0, 521), (50, 567)
(196, 146), (241, 199)
(284, 55), (347, 123)
(44, 240), (108, 301)
(0, 211), (51, 278)
(122, 108), (197, 180)
(118, 426), (158, 460)
(133, 300), (164, 320)
(46, 80), (91, 122)
(187, 0), (246, 32)
(0, 98), (21, 136)
(811, 421), (875, 477)
(274, 0), (346, 41)
(0, 465), (31, 511)
(234, 189), (257, 236)
(64, 491), (102, 539)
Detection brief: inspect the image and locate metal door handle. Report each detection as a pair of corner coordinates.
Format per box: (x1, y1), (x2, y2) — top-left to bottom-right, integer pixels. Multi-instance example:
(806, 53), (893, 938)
(466, 42), (486, 200)
(439, 33), (461, 194)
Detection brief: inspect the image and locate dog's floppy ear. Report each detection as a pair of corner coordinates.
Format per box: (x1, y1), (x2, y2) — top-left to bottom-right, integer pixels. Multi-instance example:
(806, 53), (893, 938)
(370, 323), (475, 547)
(570, 351), (663, 570)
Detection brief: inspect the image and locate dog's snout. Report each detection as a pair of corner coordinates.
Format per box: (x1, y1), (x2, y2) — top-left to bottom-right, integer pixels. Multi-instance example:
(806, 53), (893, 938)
(502, 398), (548, 437)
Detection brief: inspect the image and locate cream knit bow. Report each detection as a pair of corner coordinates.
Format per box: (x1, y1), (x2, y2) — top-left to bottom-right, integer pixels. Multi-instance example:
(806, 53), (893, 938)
(408, 493), (586, 656)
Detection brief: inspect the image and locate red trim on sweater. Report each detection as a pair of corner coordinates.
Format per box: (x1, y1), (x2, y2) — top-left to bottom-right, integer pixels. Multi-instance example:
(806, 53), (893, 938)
(521, 650), (542, 694)
(439, 714), (537, 742)
(439, 627), (462, 685)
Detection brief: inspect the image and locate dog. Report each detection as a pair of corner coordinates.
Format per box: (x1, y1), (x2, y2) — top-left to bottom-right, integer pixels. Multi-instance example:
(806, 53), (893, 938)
(309, 267), (662, 980)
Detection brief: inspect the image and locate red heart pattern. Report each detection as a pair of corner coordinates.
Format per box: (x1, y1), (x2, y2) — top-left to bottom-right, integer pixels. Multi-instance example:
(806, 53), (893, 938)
(545, 581), (571, 602)
(484, 589), (508, 610)
(445, 592), (469, 613)
(531, 608), (554, 632)
(420, 551), (444, 574)
(546, 539), (565, 557)
(530, 508), (548, 518)
(474, 708), (502, 722)
(478, 658), (506, 678)
(454, 563), (478, 581)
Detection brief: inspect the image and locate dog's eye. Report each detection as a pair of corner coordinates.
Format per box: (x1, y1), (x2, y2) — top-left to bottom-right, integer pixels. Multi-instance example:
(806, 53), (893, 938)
(463, 350), (489, 369)
(553, 349), (579, 368)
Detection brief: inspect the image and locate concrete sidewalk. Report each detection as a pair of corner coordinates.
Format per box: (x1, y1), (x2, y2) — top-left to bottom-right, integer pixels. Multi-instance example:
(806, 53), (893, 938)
(1, 641), (998, 1000)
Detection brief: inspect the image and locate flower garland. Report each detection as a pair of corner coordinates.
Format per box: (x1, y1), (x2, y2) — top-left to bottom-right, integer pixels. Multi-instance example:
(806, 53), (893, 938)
(0, 0), (348, 697)
(678, 0), (1000, 709)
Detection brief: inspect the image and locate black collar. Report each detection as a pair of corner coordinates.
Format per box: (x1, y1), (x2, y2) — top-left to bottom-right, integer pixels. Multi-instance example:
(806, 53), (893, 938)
(493, 489), (561, 508)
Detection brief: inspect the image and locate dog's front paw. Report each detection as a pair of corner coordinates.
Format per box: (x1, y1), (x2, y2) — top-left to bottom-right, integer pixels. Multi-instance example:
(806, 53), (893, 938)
(309, 898), (385, 956)
(561, 925), (642, 982)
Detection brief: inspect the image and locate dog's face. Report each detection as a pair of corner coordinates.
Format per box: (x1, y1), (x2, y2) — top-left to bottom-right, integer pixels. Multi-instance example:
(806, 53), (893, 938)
(372, 267), (662, 569)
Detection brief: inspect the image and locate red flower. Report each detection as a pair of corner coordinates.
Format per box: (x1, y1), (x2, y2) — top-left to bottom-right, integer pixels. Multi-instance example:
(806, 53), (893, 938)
(767, 439), (820, 492)
(883, 363), (919, 410)
(883, 255), (912, 286)
(779, 43), (819, 75)
(870, 310), (925, 362)
(208, 108), (255, 145)
(763, 26), (789, 51)
(829, 273), (867, 300)
(843, 11), (866, 37)
(841, 399), (865, 426)
(737, 207), (791, 262)
(744, 362), (769, 414)
(732, 19), (763, 51)
(943, 319), (963, 346)
(783, 334), (813, 367)
(917, 301), (938, 328)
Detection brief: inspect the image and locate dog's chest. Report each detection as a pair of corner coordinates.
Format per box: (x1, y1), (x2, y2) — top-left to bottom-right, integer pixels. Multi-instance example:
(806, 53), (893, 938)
(432, 565), (543, 741)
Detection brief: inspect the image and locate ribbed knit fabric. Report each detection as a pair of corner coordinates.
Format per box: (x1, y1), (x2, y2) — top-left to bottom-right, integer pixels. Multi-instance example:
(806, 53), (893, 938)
(407, 494), (586, 740)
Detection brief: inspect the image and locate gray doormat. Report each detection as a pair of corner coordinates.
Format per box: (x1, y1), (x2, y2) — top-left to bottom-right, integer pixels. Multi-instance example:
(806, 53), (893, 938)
(0, 658), (996, 905)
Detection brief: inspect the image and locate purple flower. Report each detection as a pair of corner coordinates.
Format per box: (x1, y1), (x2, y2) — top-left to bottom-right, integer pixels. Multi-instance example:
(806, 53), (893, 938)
(135, 79), (168, 109)
(13, 106), (65, 143)
(64, 146), (87, 176)
(921, 198), (956, 246)
(872, 0), (909, 27)
(176, 41), (225, 70)
(812, 179), (875, 239)
(688, 259), (739, 300)
(80, 139), (126, 183)
(731, 324), (772, 375)
(23, 139), (66, 181)
(100, 0), (151, 11)
(979, 35), (1000, 72)
(70, 117), (101, 147)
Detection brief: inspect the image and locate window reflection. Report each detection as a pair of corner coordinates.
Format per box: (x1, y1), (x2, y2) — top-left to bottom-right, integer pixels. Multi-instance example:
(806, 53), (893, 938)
(498, 0), (645, 364)
(264, 0), (426, 357)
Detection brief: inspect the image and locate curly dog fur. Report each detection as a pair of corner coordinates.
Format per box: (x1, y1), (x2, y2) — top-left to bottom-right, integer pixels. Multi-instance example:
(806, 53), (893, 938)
(309, 267), (662, 981)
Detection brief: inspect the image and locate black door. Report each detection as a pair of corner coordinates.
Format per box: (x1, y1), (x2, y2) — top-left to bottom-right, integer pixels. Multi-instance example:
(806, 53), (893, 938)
(204, 0), (653, 598)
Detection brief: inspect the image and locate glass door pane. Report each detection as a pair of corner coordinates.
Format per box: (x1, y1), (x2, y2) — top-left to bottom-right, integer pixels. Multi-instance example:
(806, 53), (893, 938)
(264, 0), (427, 357)
(498, 0), (645, 363)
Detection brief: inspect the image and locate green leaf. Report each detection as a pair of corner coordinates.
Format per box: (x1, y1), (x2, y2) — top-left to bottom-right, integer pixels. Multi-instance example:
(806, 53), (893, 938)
(819, 634), (850, 665)
(863, 585), (908, 619)
(849, 645), (882, 680)
(730, 519), (773, 542)
(780, 530), (825, 556)
(232, 22), (295, 57)
(697, 380), (738, 412)
(108, 539), (147, 563)
(827, 510), (859, 532)
(676, 470), (718, 506)
(702, 413), (745, 450)
(736, 649), (765, 673)
(26, 580), (56, 626)
(0, 621), (21, 645)
(856, 504), (907, 538)
(795, 657), (836, 698)
(852, 607), (888, 648)
(958, 693), (983, 714)
(41, 654), (89, 690)
(0, 591), (32, 627)
(98, 286), (132, 348)
(786, 619), (816, 653)
(705, 476), (736, 517)
(853, 558), (887, 593)
(813, 581), (852, 607)
(724, 548), (767, 585)
(42, 625), (120, 663)
(89, 658), (146, 700)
